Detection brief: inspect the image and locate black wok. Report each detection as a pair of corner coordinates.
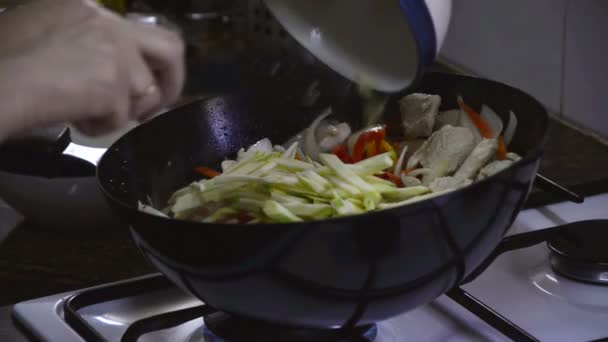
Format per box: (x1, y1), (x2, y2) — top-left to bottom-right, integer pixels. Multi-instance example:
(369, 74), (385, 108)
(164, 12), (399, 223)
(97, 72), (548, 329)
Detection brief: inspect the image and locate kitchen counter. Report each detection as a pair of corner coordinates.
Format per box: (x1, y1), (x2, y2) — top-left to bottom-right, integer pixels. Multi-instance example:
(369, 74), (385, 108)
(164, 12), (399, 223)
(0, 306), (26, 342)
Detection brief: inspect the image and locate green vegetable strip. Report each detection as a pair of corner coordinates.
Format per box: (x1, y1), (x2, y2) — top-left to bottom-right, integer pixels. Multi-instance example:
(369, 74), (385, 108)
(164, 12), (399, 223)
(262, 200), (303, 223)
(362, 197), (376, 211)
(225, 159), (266, 176)
(172, 192), (202, 213)
(198, 183), (246, 202)
(351, 153), (394, 175)
(251, 161), (278, 176)
(264, 174), (300, 186)
(202, 208), (238, 223)
(213, 175), (267, 184)
(319, 154), (381, 202)
(282, 203), (333, 219)
(331, 197), (363, 216)
(381, 186), (431, 201)
(363, 175), (396, 187)
(275, 158), (314, 171)
(232, 198), (265, 213)
(270, 190), (309, 204)
(297, 172), (328, 193)
(167, 184), (196, 205)
(302, 170), (331, 188)
(326, 175), (361, 196)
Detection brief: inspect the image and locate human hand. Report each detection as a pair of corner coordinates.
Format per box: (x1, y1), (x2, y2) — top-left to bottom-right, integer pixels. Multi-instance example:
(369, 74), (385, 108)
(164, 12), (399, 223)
(0, 0), (185, 138)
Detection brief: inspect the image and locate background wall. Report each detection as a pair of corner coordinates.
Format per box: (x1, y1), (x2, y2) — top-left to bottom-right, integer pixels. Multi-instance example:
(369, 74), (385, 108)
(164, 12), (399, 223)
(439, 0), (608, 139)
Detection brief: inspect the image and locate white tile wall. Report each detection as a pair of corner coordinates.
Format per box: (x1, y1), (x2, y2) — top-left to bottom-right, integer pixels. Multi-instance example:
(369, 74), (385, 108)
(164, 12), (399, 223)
(439, 0), (608, 139)
(562, 0), (608, 138)
(440, 0), (567, 113)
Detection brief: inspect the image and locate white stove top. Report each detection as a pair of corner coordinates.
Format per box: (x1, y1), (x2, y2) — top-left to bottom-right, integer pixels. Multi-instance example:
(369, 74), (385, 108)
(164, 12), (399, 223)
(13, 194), (608, 342)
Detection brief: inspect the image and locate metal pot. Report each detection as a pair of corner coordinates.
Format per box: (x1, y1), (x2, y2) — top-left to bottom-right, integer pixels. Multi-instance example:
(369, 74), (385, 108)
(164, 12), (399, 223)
(0, 126), (128, 231)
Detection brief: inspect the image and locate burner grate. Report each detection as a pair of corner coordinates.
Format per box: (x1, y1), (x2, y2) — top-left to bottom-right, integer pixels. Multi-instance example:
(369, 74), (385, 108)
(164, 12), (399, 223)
(58, 176), (584, 342)
(62, 273), (542, 342)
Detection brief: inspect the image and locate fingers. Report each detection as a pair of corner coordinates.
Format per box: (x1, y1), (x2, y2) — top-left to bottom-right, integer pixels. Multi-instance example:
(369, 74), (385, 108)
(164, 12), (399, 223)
(127, 48), (163, 119)
(64, 12), (185, 137)
(129, 22), (185, 106)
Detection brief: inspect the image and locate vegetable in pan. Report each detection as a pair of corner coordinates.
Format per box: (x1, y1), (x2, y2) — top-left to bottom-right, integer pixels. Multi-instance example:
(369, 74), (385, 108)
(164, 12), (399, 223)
(157, 94), (521, 224)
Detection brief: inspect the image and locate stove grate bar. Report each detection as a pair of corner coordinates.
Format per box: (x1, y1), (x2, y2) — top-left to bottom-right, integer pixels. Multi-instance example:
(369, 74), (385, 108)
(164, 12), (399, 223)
(121, 304), (215, 342)
(63, 274), (176, 342)
(447, 287), (539, 342)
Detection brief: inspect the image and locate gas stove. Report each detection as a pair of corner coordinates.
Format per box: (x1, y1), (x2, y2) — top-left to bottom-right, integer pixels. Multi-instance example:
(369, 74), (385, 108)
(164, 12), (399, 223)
(12, 193), (608, 341)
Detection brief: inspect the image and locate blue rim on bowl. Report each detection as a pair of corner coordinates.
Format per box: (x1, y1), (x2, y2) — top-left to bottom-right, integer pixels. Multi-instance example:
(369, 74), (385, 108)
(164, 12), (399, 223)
(264, 0), (449, 93)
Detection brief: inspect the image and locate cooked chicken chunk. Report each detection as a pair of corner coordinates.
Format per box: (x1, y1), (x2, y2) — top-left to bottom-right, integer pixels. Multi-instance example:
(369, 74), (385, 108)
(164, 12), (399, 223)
(454, 138), (499, 180)
(408, 168), (437, 186)
(435, 109), (462, 129)
(477, 160), (513, 180)
(429, 176), (473, 192)
(399, 93), (441, 138)
(406, 125), (476, 178)
(506, 152), (522, 162)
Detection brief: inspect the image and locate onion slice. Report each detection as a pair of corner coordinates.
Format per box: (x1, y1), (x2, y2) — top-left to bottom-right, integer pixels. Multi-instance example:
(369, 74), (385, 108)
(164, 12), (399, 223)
(247, 138), (273, 154)
(480, 105), (503, 138)
(394, 144), (409, 175)
(503, 110), (518, 146)
(303, 108), (332, 160)
(318, 122), (352, 152)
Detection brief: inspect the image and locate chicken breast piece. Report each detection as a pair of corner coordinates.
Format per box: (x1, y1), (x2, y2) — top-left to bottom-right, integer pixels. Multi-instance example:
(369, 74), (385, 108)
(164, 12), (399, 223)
(477, 160), (513, 180)
(435, 109), (462, 129)
(399, 93), (441, 138)
(454, 138), (499, 180)
(429, 176), (473, 192)
(506, 152), (522, 162)
(406, 125), (476, 178)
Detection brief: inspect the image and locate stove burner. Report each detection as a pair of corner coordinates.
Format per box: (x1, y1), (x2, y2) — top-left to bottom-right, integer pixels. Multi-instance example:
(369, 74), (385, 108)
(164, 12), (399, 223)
(547, 220), (608, 285)
(203, 312), (377, 342)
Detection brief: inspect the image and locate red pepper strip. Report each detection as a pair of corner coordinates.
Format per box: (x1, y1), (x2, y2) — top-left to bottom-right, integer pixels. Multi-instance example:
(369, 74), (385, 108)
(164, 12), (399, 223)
(497, 136), (508, 160)
(366, 140), (376, 157)
(353, 132), (375, 162)
(195, 166), (221, 178)
(374, 129), (386, 154)
(458, 97), (494, 138)
(384, 172), (403, 187)
(295, 152), (303, 161)
(333, 144), (354, 164)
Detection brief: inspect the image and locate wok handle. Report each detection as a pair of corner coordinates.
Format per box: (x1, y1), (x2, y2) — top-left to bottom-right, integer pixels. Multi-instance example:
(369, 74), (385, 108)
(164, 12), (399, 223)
(462, 220), (608, 283)
(534, 173), (584, 203)
(0, 125), (72, 177)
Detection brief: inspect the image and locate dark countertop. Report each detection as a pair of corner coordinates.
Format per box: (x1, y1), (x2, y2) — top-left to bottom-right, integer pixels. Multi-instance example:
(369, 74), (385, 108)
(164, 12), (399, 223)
(1, 66), (608, 339)
(0, 306), (26, 342)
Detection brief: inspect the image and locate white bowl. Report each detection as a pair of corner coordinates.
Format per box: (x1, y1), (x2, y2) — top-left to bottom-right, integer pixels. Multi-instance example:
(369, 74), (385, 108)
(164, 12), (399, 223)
(265, 0), (452, 92)
(0, 125), (135, 231)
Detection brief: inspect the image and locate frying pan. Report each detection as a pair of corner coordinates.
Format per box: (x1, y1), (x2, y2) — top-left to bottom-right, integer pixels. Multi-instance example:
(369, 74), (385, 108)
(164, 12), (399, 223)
(97, 72), (548, 329)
